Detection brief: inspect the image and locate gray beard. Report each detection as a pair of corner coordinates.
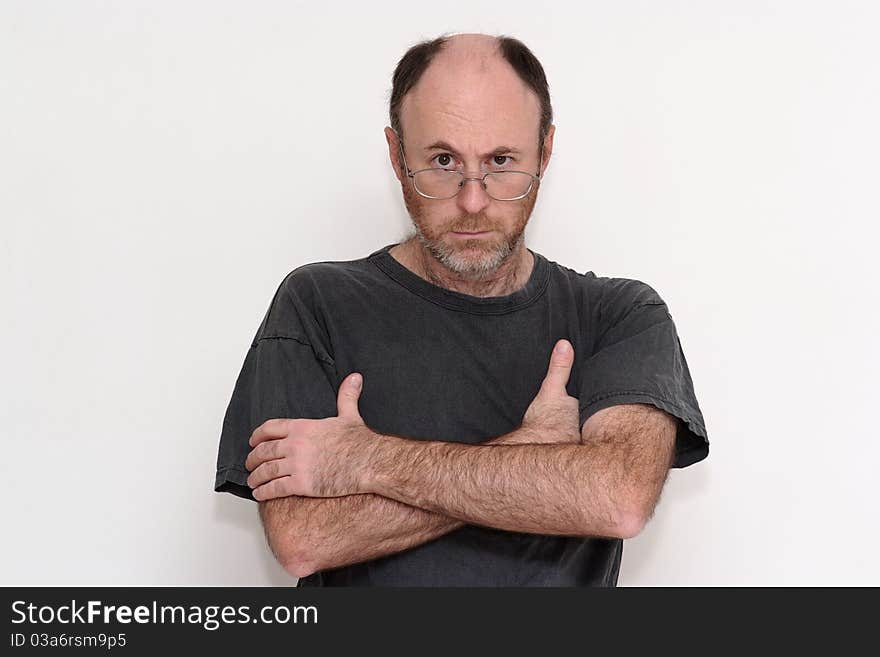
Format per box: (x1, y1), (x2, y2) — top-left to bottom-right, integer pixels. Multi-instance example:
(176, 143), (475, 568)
(412, 228), (523, 278)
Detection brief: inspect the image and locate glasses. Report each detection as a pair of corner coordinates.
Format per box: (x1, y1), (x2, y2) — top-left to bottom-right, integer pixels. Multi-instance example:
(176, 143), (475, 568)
(395, 134), (543, 202)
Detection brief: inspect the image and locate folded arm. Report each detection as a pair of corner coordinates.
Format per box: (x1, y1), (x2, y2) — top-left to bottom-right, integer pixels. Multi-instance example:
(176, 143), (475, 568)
(259, 403), (674, 579)
(365, 403), (676, 539)
(252, 344), (676, 579)
(258, 428), (536, 579)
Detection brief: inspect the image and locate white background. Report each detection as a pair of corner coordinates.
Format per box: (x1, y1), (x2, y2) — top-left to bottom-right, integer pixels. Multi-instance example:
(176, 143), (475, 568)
(1, 1), (877, 586)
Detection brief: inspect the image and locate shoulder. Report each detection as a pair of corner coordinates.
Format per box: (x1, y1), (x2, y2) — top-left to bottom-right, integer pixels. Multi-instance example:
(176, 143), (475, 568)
(280, 256), (373, 295)
(271, 253), (390, 314)
(544, 255), (667, 316)
(541, 256), (673, 357)
(252, 256), (373, 345)
(591, 276), (668, 325)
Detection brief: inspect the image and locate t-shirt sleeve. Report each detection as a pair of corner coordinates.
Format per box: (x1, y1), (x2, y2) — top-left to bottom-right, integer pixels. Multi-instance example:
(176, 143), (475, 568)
(214, 273), (339, 501)
(577, 278), (709, 469)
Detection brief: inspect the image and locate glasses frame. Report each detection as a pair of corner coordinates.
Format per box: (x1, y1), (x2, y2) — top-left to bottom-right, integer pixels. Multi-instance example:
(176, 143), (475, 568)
(394, 130), (544, 202)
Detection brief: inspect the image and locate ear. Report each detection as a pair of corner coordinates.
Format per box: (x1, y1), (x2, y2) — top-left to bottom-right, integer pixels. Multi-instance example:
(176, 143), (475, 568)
(384, 126), (405, 183)
(539, 124), (555, 177)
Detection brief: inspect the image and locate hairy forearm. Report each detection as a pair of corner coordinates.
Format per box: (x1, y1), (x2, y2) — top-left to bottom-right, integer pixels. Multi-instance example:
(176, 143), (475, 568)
(365, 436), (630, 538)
(259, 493), (462, 578)
(259, 429), (533, 578)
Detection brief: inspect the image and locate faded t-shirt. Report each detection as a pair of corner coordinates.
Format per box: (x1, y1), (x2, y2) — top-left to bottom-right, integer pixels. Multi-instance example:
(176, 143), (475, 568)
(214, 242), (710, 586)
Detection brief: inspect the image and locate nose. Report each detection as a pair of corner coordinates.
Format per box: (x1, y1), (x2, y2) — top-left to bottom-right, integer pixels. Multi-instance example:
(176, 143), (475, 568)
(455, 176), (492, 215)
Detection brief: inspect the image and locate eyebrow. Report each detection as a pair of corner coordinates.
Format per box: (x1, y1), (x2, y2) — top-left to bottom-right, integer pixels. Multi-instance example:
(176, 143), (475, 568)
(424, 140), (521, 156)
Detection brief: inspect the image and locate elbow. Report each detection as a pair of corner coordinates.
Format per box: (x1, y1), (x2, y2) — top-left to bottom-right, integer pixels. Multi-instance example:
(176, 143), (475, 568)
(615, 509), (647, 539)
(575, 505), (645, 540)
(611, 495), (650, 539)
(278, 540), (321, 579)
(268, 536), (320, 579)
(259, 501), (322, 579)
(283, 553), (318, 579)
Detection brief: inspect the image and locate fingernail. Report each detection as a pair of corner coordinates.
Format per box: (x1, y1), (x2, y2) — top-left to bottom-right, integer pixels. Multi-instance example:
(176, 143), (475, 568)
(351, 373), (362, 388)
(554, 341), (570, 354)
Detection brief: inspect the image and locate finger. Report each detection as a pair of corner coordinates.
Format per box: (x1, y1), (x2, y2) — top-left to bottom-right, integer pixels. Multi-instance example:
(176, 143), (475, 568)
(336, 372), (364, 421)
(249, 418), (290, 448)
(244, 439), (282, 472)
(541, 339), (574, 395)
(246, 458), (288, 489)
(252, 475), (295, 501)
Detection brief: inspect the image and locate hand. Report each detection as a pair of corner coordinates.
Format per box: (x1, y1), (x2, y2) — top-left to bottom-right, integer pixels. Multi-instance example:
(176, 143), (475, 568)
(516, 339), (581, 445)
(245, 372), (373, 500)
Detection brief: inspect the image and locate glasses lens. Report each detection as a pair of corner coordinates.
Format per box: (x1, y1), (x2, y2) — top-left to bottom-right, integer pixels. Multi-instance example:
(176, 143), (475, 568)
(413, 169), (461, 199)
(485, 172), (533, 200)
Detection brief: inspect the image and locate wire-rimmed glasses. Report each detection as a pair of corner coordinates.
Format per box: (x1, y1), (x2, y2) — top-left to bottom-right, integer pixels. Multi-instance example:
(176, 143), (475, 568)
(396, 135), (543, 201)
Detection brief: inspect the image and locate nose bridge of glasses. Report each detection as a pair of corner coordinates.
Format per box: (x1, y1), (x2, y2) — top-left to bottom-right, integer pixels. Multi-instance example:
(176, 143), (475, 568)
(456, 170), (531, 199)
(459, 173), (491, 183)
(455, 175), (493, 206)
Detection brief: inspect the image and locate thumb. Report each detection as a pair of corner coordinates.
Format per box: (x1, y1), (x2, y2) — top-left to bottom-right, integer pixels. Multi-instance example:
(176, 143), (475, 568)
(337, 372), (364, 421)
(540, 339), (574, 396)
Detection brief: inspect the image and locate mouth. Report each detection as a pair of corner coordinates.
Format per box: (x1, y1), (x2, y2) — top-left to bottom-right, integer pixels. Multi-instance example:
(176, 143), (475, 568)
(451, 230), (492, 237)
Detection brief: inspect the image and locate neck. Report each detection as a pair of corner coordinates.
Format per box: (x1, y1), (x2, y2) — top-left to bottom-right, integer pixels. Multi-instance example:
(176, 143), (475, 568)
(390, 237), (534, 298)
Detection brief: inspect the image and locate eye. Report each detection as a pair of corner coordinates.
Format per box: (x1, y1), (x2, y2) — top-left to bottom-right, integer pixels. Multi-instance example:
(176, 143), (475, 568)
(491, 155), (514, 168)
(432, 153), (455, 168)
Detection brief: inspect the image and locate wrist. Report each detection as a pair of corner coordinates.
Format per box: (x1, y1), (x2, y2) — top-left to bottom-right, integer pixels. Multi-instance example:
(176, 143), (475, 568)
(357, 428), (393, 495)
(494, 425), (539, 445)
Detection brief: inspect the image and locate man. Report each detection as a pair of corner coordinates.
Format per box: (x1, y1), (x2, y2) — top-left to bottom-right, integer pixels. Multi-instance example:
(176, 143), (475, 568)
(214, 33), (709, 586)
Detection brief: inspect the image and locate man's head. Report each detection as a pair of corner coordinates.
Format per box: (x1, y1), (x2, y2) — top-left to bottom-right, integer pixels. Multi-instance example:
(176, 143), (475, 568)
(385, 33), (555, 277)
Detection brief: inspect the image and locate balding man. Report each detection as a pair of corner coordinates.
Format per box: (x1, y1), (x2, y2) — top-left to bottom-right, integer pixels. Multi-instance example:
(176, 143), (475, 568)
(214, 33), (709, 586)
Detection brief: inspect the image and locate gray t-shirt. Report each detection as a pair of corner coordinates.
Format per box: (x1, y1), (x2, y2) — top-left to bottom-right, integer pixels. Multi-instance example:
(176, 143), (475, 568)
(214, 242), (709, 586)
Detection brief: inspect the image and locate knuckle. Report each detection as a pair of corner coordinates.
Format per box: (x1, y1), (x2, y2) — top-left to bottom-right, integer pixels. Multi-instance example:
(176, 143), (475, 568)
(286, 418), (306, 434)
(267, 418), (292, 434)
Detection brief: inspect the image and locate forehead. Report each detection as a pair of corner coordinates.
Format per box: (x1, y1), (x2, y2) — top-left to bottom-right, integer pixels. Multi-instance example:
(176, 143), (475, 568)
(399, 51), (541, 151)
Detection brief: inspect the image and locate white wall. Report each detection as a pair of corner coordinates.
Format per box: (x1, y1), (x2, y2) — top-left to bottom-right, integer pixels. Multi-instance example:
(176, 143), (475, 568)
(2, 0), (877, 586)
